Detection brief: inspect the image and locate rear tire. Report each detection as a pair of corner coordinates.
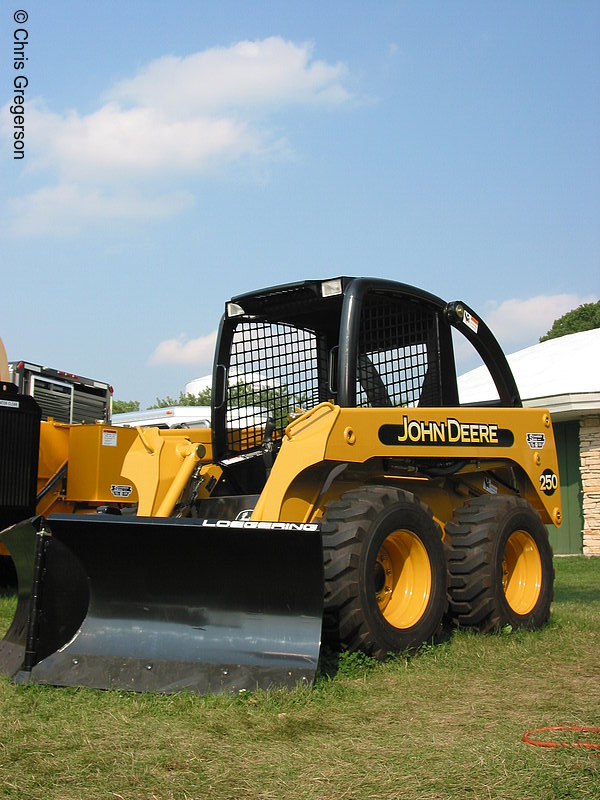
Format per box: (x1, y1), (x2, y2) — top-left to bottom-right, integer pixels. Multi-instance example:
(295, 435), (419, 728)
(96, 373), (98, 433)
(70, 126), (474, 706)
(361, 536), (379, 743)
(322, 485), (447, 658)
(446, 495), (554, 632)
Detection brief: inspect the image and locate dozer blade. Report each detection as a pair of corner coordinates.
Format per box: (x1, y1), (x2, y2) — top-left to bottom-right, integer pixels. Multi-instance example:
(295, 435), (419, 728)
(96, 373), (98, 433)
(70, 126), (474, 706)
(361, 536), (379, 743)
(0, 514), (323, 694)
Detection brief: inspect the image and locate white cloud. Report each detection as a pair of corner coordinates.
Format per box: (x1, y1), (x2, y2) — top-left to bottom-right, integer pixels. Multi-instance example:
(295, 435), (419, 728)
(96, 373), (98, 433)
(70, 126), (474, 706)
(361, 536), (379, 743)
(108, 38), (350, 114)
(453, 292), (598, 375)
(2, 38), (350, 236)
(24, 102), (272, 181)
(149, 331), (218, 367)
(5, 183), (193, 237)
(483, 293), (598, 351)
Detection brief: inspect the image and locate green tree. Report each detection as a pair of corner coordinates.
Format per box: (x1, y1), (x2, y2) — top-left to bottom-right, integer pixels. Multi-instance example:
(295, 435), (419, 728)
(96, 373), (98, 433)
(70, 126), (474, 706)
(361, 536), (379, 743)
(149, 388), (212, 409)
(540, 300), (600, 342)
(112, 399), (140, 414)
(228, 380), (301, 429)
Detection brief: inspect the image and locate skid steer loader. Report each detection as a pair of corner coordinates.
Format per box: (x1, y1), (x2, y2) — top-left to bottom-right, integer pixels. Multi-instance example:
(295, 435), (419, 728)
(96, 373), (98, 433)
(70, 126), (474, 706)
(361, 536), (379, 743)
(0, 277), (560, 694)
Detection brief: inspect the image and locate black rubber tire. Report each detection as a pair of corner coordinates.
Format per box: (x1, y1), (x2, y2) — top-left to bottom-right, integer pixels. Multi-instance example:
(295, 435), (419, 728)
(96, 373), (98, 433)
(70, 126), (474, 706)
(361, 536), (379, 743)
(321, 485), (448, 658)
(446, 495), (554, 632)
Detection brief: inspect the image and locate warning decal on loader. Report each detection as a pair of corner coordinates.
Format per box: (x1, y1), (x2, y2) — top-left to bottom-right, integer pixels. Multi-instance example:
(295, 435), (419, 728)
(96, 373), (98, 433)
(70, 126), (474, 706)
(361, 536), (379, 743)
(110, 484), (133, 498)
(526, 433), (546, 449)
(102, 429), (118, 447)
(378, 416), (514, 448)
(463, 310), (479, 334)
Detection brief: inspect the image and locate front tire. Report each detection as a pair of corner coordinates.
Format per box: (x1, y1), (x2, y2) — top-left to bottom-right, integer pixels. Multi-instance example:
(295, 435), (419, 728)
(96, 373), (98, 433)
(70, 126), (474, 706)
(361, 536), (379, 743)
(446, 495), (554, 632)
(322, 486), (447, 658)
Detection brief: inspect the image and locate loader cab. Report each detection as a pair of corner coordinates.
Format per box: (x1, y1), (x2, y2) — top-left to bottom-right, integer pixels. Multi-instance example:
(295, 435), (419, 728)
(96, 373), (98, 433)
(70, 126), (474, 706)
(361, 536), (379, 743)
(211, 277), (521, 494)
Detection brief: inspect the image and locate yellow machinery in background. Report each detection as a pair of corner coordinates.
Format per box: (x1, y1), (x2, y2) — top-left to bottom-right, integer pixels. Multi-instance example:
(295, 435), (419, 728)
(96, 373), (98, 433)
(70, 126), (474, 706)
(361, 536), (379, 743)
(0, 335), (120, 552)
(0, 279), (561, 694)
(0, 339), (9, 383)
(34, 422), (139, 516)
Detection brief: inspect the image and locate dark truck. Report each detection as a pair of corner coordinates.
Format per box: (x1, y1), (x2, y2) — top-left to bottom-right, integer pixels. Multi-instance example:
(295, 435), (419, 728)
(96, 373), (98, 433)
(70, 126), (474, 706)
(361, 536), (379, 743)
(8, 360), (112, 424)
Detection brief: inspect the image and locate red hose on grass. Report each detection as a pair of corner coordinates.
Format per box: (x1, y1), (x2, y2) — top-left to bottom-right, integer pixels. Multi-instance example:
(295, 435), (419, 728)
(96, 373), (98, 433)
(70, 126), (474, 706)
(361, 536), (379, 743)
(523, 726), (600, 754)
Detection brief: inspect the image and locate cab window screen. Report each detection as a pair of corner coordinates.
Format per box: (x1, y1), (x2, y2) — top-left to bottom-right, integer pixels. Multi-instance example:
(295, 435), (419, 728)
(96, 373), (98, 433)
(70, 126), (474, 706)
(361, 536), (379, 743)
(357, 295), (442, 408)
(227, 321), (320, 452)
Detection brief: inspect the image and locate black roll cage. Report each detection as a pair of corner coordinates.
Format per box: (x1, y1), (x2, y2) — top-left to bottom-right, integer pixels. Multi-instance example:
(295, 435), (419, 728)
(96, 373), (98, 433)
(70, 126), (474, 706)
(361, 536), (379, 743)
(211, 277), (521, 461)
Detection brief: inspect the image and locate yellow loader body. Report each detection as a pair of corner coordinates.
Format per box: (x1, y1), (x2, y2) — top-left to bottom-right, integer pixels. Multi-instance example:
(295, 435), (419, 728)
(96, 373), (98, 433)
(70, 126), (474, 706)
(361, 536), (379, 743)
(0, 277), (561, 693)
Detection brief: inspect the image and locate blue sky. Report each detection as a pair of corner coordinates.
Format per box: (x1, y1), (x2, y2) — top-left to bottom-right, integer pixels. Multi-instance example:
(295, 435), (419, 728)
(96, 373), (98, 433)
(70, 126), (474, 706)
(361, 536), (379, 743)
(1, 0), (598, 409)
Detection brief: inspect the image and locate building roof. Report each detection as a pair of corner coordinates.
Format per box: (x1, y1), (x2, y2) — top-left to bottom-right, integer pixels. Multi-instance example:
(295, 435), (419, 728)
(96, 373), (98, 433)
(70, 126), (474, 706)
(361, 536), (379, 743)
(458, 328), (600, 419)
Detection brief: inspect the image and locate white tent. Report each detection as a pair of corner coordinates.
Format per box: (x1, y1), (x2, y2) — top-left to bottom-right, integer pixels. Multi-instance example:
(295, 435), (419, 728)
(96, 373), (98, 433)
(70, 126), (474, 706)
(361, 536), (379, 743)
(458, 328), (600, 419)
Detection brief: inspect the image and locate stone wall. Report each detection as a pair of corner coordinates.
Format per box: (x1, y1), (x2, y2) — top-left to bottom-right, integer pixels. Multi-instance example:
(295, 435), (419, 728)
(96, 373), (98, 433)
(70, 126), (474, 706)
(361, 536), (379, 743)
(580, 415), (600, 556)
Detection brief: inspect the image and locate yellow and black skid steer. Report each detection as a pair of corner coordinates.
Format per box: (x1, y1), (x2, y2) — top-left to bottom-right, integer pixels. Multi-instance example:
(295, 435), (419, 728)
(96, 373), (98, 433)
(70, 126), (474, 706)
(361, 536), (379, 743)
(0, 278), (561, 694)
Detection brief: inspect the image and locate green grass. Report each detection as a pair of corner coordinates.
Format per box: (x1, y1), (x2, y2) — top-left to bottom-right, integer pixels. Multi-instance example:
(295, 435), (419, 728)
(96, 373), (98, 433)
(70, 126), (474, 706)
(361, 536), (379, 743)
(0, 557), (598, 800)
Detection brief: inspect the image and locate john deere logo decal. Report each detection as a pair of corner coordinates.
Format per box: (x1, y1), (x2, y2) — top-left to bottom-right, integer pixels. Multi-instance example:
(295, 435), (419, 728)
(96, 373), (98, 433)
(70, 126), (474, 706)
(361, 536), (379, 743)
(378, 416), (514, 447)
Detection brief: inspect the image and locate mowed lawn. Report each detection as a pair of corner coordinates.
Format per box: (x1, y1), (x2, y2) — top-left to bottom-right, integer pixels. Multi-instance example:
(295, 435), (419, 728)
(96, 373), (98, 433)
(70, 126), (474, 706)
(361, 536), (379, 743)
(0, 557), (598, 800)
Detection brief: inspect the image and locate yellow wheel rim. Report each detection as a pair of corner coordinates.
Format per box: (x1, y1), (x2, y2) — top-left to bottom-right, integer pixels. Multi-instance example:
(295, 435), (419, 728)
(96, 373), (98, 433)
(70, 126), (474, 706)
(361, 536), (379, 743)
(502, 530), (542, 615)
(374, 530), (431, 629)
